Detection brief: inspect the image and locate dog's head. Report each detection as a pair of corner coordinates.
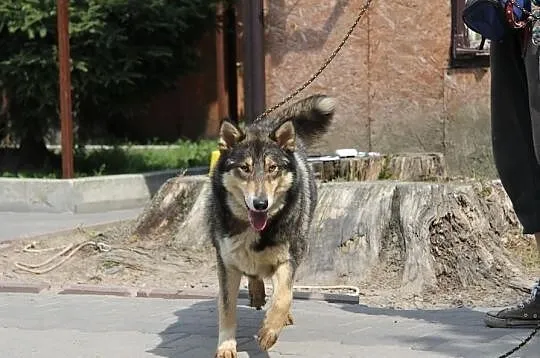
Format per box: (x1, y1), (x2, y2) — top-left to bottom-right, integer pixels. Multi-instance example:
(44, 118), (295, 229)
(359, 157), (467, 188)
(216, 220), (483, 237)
(215, 94), (336, 232)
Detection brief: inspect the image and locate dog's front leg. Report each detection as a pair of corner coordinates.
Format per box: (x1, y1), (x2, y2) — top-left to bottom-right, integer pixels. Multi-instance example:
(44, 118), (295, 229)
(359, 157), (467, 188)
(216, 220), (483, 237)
(216, 261), (242, 358)
(257, 261), (293, 351)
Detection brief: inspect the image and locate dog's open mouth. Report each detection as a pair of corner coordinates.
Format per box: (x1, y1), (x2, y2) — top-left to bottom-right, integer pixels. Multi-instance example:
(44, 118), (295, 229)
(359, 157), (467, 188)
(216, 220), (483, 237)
(248, 210), (268, 231)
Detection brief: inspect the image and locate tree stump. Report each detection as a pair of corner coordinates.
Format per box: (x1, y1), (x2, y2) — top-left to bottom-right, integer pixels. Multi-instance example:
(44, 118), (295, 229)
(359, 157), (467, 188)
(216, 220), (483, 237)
(310, 152), (447, 182)
(133, 175), (529, 296)
(130, 153), (533, 305)
(134, 175), (207, 241)
(295, 180), (522, 292)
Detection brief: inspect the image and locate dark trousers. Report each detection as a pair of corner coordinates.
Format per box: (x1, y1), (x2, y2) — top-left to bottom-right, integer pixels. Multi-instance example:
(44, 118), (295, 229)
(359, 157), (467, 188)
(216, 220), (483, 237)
(491, 32), (540, 234)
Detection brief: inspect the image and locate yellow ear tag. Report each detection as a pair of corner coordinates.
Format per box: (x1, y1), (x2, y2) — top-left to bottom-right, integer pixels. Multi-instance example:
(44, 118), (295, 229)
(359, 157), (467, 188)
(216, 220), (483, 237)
(209, 150), (221, 176)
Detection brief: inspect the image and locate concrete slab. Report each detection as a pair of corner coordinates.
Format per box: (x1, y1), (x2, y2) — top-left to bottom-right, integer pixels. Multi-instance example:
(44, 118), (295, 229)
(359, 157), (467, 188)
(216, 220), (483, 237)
(0, 293), (537, 358)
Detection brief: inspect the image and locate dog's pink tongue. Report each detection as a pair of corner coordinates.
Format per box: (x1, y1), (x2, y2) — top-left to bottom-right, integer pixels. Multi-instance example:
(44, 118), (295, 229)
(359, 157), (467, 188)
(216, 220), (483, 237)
(248, 210), (268, 231)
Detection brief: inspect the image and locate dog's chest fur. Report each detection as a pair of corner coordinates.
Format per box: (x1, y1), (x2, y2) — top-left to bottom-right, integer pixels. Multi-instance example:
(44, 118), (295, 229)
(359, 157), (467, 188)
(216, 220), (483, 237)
(219, 229), (289, 278)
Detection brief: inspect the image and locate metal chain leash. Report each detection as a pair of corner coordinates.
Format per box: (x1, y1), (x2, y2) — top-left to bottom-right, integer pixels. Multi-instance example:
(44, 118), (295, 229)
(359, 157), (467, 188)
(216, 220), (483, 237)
(251, 0), (539, 356)
(497, 324), (539, 358)
(254, 0), (374, 122)
(509, 0), (540, 20)
(508, 0), (540, 45)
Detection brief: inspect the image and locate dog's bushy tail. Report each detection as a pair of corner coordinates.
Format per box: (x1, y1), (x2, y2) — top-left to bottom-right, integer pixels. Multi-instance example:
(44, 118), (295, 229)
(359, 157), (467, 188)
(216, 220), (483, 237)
(275, 94), (336, 146)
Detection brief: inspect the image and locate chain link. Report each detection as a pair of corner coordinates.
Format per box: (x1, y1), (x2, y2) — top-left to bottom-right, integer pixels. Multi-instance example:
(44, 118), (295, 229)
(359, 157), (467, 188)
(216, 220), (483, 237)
(254, 0), (374, 122)
(509, 0), (540, 21)
(497, 324), (539, 358)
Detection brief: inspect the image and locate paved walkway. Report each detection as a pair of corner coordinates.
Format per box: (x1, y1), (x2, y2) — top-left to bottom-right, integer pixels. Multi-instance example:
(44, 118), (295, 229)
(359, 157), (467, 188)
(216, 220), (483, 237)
(0, 208), (142, 241)
(0, 293), (537, 358)
(0, 209), (537, 357)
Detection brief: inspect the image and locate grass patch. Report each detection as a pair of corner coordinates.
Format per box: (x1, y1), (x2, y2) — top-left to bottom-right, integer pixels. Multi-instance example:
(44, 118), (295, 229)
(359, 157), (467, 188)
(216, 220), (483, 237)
(76, 139), (217, 176)
(1, 139), (217, 178)
(0, 171), (59, 179)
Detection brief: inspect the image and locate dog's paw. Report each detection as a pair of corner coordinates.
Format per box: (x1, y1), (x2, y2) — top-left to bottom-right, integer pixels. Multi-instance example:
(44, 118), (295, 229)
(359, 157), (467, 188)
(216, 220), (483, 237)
(257, 325), (279, 351)
(215, 349), (237, 358)
(285, 312), (294, 326)
(215, 340), (237, 358)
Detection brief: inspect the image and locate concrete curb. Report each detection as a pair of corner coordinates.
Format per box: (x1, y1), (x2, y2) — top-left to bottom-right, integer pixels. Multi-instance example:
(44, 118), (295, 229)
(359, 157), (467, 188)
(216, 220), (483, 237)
(0, 152), (449, 215)
(3, 218), (136, 243)
(0, 281), (360, 304)
(0, 167), (209, 214)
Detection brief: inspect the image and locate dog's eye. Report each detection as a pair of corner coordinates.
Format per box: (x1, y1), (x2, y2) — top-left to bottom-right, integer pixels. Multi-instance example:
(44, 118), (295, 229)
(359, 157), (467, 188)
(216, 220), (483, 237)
(239, 164), (250, 173)
(268, 164), (278, 173)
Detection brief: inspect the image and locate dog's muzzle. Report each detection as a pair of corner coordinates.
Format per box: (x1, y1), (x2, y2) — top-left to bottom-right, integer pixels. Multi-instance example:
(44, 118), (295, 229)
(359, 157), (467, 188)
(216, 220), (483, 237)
(246, 196), (269, 231)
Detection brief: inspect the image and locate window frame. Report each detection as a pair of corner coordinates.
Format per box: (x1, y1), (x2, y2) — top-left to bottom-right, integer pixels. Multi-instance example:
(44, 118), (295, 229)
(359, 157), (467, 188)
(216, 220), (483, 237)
(451, 0), (490, 68)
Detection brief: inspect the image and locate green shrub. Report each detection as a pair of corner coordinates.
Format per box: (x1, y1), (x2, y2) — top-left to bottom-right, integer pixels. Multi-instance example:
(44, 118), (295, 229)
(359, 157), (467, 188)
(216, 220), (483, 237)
(75, 139), (217, 176)
(0, 0), (220, 163)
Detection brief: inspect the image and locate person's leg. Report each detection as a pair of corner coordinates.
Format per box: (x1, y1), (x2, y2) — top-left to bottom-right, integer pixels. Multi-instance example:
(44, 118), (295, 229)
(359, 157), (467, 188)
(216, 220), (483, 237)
(491, 35), (540, 234)
(484, 32), (540, 328)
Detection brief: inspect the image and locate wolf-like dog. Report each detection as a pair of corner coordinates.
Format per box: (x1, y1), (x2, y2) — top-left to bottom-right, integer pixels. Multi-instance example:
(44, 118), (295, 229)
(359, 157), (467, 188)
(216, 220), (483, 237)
(207, 94), (336, 358)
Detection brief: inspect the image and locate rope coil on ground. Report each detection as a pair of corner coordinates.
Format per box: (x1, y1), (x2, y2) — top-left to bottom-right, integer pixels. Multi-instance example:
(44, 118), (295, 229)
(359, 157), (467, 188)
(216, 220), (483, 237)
(15, 240), (111, 275)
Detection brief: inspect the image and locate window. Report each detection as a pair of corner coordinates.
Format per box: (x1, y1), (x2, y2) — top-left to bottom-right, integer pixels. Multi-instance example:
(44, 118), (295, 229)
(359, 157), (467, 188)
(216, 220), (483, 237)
(451, 0), (490, 68)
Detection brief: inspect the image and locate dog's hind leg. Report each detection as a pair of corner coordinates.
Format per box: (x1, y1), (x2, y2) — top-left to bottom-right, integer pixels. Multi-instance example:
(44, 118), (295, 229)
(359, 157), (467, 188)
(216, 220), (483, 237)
(248, 277), (266, 310)
(216, 261), (242, 358)
(249, 276), (292, 323)
(257, 262), (293, 351)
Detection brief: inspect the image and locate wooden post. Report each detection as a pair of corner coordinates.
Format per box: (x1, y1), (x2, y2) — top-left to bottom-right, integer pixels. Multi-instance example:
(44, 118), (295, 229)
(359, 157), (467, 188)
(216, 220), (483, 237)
(57, 0), (74, 179)
(225, 2), (238, 124)
(216, 1), (228, 123)
(242, 0), (265, 124)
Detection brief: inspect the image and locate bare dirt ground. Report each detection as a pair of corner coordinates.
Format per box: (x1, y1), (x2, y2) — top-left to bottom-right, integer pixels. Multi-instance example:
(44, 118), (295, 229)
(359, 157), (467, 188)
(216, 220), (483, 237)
(0, 221), (217, 293)
(1, 219), (538, 310)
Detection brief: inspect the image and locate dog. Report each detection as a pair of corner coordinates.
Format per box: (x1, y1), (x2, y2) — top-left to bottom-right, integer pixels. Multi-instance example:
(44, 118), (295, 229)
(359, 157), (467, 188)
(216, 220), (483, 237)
(207, 94), (336, 358)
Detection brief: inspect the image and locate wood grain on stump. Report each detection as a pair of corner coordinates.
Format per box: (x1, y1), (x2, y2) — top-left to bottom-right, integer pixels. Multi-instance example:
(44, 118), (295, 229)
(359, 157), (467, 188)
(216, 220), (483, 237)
(131, 153), (529, 303)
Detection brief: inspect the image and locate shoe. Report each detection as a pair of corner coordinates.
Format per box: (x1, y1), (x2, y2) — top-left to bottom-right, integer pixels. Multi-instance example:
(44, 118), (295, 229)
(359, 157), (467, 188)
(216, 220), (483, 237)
(484, 282), (540, 328)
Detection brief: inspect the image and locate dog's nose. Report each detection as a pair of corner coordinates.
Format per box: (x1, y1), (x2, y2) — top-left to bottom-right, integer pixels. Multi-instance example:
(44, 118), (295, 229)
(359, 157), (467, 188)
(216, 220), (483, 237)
(252, 197), (268, 211)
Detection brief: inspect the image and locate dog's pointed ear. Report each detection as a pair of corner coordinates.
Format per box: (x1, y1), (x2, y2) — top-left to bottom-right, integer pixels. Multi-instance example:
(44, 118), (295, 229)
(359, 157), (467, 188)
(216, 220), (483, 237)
(271, 120), (296, 152)
(218, 119), (244, 151)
